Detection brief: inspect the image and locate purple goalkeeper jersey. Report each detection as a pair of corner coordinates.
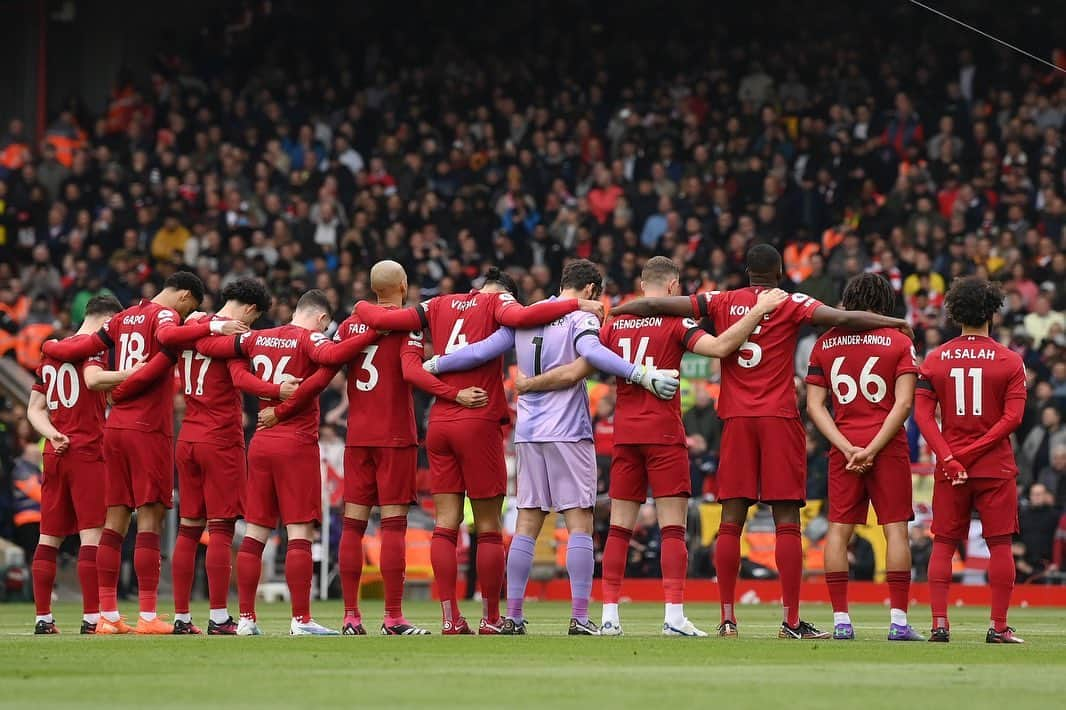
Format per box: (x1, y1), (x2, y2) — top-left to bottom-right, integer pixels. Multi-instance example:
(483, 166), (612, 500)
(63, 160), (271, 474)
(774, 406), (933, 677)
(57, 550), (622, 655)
(513, 304), (602, 444)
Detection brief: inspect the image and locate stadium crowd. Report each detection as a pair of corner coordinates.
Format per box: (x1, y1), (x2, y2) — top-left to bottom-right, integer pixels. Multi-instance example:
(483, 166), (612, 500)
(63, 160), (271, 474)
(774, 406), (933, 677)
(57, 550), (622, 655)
(2, 1), (1066, 591)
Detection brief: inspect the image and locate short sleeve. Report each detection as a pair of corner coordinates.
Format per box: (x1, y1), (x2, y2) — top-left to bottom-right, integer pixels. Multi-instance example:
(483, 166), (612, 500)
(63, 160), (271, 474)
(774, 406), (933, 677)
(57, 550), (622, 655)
(692, 291), (723, 320)
(895, 338), (919, 378)
(804, 345), (826, 387)
(32, 365), (45, 394)
(679, 318), (703, 352)
(788, 292), (822, 324)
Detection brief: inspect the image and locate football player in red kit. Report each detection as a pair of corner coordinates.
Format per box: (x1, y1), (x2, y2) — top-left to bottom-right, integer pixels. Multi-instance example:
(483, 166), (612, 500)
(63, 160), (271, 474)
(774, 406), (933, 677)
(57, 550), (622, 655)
(805, 274), (924, 641)
(356, 266), (605, 634)
(26, 295), (135, 634)
(914, 277), (1027, 644)
(41, 271), (249, 635)
(113, 278), (283, 634)
(611, 245), (909, 639)
(197, 288), (379, 635)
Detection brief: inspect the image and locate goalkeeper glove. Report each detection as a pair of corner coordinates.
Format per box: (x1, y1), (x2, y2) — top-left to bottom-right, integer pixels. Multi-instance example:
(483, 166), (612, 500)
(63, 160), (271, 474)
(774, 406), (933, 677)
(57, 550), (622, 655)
(422, 355), (440, 374)
(629, 365), (680, 400)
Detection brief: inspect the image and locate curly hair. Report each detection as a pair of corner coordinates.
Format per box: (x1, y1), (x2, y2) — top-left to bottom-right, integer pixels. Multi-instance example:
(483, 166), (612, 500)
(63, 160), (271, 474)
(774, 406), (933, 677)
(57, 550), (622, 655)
(222, 278), (272, 313)
(164, 271), (205, 305)
(945, 276), (1003, 328)
(560, 258), (603, 298)
(841, 273), (895, 316)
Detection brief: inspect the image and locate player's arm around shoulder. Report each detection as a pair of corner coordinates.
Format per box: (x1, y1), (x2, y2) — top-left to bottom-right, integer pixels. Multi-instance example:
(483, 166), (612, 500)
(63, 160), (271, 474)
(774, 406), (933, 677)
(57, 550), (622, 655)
(690, 288), (788, 358)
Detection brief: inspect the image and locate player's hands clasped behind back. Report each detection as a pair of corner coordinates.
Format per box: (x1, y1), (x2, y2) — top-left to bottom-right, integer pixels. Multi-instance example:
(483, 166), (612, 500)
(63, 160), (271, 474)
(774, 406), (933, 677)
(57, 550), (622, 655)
(456, 387), (488, 408)
(578, 299), (606, 322)
(938, 456), (968, 487)
(49, 432), (70, 455)
(630, 365), (681, 400)
(257, 407), (278, 430)
(754, 288), (789, 315)
(844, 445), (874, 474)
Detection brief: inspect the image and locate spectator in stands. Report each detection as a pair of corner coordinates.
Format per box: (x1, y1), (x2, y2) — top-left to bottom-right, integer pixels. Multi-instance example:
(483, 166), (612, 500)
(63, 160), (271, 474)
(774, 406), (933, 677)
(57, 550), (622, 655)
(1020, 404), (1066, 487)
(1024, 295), (1065, 347)
(1037, 445), (1066, 506)
(1016, 483), (1061, 583)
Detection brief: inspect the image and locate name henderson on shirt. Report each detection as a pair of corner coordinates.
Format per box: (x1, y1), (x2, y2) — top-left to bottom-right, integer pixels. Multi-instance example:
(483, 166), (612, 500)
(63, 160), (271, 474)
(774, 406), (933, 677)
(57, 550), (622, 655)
(612, 317), (665, 329)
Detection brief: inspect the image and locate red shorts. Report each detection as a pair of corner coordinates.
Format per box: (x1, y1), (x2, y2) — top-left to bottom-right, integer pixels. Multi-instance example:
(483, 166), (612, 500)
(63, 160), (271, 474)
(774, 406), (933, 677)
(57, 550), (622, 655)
(828, 443), (914, 525)
(609, 444), (690, 502)
(426, 418), (506, 499)
(931, 477), (1019, 542)
(175, 440), (246, 520)
(716, 417), (806, 503)
(103, 428), (174, 509)
(344, 446), (417, 507)
(245, 436), (321, 527)
(40, 454), (106, 537)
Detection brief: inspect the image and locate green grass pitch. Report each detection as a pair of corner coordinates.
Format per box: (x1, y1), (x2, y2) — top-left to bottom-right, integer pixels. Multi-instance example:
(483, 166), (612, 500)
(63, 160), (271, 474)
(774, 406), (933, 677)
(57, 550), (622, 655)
(1, 600), (1064, 709)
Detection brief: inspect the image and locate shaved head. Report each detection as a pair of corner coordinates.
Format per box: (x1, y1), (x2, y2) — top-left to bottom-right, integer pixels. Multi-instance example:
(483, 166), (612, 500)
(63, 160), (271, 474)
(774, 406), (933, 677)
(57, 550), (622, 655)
(370, 260), (408, 297)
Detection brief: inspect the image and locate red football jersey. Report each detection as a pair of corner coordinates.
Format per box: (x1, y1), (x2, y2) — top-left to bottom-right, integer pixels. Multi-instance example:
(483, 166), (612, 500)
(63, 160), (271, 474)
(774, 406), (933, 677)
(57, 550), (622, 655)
(32, 349), (108, 459)
(805, 327), (918, 444)
(239, 324), (326, 444)
(917, 334), (1026, 479)
(692, 287), (822, 419)
(102, 300), (182, 433)
(601, 314), (702, 446)
(335, 312), (424, 447)
(178, 315), (282, 445)
(419, 291), (518, 424)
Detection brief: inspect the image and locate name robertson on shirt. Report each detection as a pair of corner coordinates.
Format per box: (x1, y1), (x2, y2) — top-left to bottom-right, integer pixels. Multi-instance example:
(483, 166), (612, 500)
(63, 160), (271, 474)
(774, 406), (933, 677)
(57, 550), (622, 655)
(821, 334), (894, 349)
(255, 336), (299, 349)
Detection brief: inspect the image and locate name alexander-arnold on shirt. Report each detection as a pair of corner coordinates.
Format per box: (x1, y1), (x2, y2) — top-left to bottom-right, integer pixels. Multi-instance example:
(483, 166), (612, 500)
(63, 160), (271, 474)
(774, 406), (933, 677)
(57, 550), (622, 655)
(821, 334), (894, 349)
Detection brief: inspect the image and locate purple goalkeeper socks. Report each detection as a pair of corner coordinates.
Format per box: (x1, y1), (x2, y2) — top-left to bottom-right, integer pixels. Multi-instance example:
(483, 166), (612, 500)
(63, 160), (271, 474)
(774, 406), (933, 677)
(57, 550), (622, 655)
(506, 535), (536, 621)
(567, 533), (594, 624)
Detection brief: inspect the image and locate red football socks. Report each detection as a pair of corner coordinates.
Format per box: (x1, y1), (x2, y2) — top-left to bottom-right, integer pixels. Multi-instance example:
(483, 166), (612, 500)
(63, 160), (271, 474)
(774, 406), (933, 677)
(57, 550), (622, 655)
(431, 526), (460, 622)
(477, 531), (505, 621)
(825, 570), (849, 613)
(339, 517), (367, 619)
(134, 531), (161, 616)
(237, 536), (265, 619)
(380, 516), (408, 622)
(172, 524), (204, 615)
(205, 520), (236, 611)
(97, 528), (124, 615)
(775, 523), (802, 627)
(660, 525), (687, 604)
(32, 543), (58, 616)
(986, 535), (1015, 632)
(928, 538), (956, 629)
(886, 569), (911, 612)
(77, 544), (99, 616)
(715, 522), (742, 622)
(286, 539), (313, 622)
(602, 525), (633, 605)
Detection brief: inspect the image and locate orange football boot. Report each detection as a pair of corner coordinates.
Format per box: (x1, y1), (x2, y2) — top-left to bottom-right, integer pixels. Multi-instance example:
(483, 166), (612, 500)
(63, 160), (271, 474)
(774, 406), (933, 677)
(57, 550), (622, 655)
(135, 617), (174, 635)
(97, 616), (133, 634)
